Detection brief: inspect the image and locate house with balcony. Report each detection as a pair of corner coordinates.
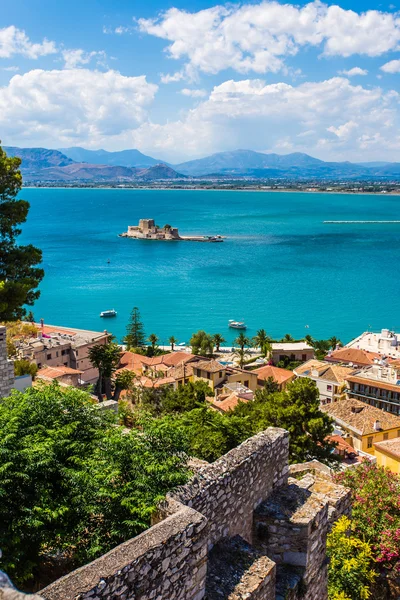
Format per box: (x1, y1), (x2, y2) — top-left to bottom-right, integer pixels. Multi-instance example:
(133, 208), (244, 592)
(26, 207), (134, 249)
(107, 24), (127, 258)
(346, 362), (400, 415)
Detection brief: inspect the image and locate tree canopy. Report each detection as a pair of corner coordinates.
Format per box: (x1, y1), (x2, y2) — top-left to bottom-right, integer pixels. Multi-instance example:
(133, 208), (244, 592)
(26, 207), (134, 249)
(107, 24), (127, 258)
(124, 306), (146, 349)
(0, 383), (189, 587)
(190, 330), (214, 356)
(0, 145), (44, 321)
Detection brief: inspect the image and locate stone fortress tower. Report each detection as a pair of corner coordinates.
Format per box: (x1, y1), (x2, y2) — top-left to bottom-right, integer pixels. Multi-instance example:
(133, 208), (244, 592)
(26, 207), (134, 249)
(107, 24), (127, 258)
(0, 326), (14, 398)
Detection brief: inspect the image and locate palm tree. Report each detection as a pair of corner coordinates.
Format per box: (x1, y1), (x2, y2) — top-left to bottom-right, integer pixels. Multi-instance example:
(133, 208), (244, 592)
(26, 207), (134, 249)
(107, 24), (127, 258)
(213, 333), (226, 352)
(169, 336), (178, 351)
(234, 347), (250, 369)
(305, 334), (314, 346)
(253, 329), (272, 356)
(235, 332), (250, 351)
(282, 333), (295, 342)
(329, 336), (342, 350)
(148, 333), (159, 350)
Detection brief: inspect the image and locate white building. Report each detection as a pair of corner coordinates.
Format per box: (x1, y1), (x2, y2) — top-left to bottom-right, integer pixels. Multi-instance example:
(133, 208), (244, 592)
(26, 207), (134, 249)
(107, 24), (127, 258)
(294, 359), (355, 405)
(346, 329), (400, 361)
(270, 341), (315, 364)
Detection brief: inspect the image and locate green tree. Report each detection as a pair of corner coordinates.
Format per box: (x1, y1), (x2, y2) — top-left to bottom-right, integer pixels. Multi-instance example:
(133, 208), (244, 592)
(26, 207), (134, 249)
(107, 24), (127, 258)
(0, 383), (189, 587)
(329, 336), (342, 350)
(232, 378), (335, 463)
(263, 376), (279, 394)
(113, 369), (135, 401)
(252, 329), (271, 356)
(0, 145), (44, 321)
(13, 359), (38, 380)
(169, 336), (178, 351)
(124, 307), (146, 349)
(190, 330), (214, 356)
(305, 334), (314, 346)
(281, 333), (295, 342)
(212, 333), (225, 352)
(327, 516), (376, 600)
(234, 347), (250, 369)
(234, 332), (250, 351)
(148, 333), (159, 350)
(88, 341), (121, 400)
(139, 380), (212, 417)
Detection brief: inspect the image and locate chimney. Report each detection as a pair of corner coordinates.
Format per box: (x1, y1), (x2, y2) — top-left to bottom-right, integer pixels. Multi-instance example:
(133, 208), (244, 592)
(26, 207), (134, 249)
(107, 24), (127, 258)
(373, 420), (382, 431)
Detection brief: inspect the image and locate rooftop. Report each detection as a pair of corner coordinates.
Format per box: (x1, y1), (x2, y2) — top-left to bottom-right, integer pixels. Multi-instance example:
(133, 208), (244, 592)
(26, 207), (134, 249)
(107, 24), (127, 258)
(271, 341), (314, 351)
(253, 365), (295, 385)
(194, 359), (226, 373)
(323, 398), (400, 436)
(295, 360), (354, 383)
(345, 329), (400, 360)
(325, 347), (381, 366)
(374, 436), (400, 459)
(37, 366), (83, 379)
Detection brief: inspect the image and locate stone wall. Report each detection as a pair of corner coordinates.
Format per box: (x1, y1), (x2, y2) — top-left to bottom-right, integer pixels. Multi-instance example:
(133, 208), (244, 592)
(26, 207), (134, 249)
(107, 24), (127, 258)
(0, 327), (14, 398)
(16, 428), (349, 600)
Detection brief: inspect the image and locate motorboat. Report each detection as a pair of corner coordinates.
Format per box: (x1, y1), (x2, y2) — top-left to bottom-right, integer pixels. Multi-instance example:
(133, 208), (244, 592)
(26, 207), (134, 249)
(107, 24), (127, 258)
(228, 320), (247, 330)
(100, 309), (117, 318)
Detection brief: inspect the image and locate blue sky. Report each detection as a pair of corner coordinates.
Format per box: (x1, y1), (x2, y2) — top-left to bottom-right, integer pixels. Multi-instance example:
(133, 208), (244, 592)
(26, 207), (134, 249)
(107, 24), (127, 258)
(1, 0), (400, 162)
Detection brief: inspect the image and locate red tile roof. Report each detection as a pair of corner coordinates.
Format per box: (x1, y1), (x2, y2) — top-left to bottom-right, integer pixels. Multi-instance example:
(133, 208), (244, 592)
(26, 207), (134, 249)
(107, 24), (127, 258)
(211, 392), (249, 413)
(374, 437), (400, 459)
(37, 366), (83, 379)
(326, 348), (381, 366)
(253, 365), (295, 385)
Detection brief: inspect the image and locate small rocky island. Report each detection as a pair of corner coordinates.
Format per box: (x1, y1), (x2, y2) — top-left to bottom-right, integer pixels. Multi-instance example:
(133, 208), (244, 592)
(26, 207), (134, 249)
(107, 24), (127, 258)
(119, 219), (223, 242)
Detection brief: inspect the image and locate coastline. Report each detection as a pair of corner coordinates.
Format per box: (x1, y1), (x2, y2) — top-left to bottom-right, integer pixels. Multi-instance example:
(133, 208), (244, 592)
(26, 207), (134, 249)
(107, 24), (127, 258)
(22, 185), (400, 195)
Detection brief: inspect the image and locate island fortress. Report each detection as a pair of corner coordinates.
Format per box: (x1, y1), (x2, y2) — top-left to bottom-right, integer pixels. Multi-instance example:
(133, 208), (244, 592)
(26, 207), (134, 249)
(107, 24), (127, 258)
(120, 219), (223, 242)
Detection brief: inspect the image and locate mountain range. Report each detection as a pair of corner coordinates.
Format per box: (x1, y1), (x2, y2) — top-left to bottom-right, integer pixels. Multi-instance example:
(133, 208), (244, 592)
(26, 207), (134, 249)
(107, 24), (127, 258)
(4, 145), (400, 182)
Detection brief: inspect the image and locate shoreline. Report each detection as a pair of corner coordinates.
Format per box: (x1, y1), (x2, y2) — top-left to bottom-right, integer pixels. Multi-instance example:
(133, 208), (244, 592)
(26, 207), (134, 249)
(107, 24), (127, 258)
(22, 185), (400, 196)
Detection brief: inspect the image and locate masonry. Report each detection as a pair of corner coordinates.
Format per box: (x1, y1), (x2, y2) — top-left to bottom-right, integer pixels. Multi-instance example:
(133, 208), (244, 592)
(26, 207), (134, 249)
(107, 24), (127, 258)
(0, 326), (14, 398)
(8, 428), (350, 600)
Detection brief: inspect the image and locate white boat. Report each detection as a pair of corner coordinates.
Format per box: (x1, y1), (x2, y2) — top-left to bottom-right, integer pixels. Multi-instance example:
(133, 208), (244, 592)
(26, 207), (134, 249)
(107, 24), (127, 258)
(100, 309), (117, 318)
(228, 320), (247, 330)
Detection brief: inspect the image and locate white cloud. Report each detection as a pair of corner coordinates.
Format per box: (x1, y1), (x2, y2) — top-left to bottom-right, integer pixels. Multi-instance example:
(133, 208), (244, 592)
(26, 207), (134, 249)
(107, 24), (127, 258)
(138, 2), (400, 77)
(1, 65), (19, 72)
(160, 71), (185, 83)
(124, 77), (400, 162)
(0, 69), (158, 145)
(381, 59), (400, 73)
(0, 25), (57, 59)
(180, 88), (207, 97)
(62, 49), (107, 69)
(340, 67), (368, 76)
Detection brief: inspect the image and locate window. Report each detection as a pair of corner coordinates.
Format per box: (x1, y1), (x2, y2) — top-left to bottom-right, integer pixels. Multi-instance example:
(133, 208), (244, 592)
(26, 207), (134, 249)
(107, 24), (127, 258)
(367, 436), (373, 448)
(38, 363), (42, 369)
(327, 385), (332, 392)
(397, 430), (400, 437)
(64, 362), (68, 367)
(56, 351), (59, 357)
(302, 354), (307, 362)
(46, 353), (52, 360)
(61, 349), (67, 356)
(383, 433), (389, 441)
(244, 380), (249, 388)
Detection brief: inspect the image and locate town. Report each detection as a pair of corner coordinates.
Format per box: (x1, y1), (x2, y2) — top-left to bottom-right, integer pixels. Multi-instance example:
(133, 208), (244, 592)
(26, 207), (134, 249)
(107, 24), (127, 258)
(4, 321), (400, 473)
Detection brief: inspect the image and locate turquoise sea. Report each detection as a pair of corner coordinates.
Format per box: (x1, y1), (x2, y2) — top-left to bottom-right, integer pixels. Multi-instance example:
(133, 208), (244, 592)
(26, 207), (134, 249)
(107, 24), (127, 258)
(20, 188), (400, 345)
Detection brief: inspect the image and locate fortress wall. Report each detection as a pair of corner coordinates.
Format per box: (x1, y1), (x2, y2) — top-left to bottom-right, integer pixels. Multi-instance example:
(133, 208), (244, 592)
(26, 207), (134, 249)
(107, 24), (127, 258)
(0, 326), (14, 398)
(167, 428), (290, 547)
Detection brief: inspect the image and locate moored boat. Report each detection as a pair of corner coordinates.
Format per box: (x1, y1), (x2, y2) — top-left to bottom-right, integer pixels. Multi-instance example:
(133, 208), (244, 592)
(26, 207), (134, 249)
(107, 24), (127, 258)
(228, 320), (247, 329)
(100, 309), (117, 318)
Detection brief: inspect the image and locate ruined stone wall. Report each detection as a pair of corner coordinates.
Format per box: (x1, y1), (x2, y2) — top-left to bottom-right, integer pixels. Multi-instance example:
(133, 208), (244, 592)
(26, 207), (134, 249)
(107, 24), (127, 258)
(21, 430), (348, 600)
(166, 428), (290, 546)
(0, 327), (14, 398)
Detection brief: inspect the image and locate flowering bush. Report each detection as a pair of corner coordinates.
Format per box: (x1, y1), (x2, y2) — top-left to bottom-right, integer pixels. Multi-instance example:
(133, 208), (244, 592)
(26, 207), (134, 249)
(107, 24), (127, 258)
(335, 463), (400, 572)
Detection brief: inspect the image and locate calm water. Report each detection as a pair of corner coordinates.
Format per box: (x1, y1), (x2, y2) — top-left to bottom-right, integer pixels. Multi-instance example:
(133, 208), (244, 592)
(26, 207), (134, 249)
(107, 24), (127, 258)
(20, 188), (400, 345)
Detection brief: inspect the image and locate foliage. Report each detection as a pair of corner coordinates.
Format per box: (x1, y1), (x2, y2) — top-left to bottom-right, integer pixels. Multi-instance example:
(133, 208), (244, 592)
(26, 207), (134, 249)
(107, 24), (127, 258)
(335, 462), (400, 572)
(0, 144), (44, 321)
(0, 383), (189, 587)
(124, 307), (146, 349)
(212, 333), (225, 352)
(138, 380), (212, 417)
(113, 369), (135, 401)
(190, 330), (214, 356)
(169, 336), (178, 350)
(148, 333), (159, 349)
(232, 378), (335, 463)
(88, 340), (121, 400)
(262, 376), (279, 394)
(276, 356), (302, 370)
(327, 516), (377, 600)
(1, 320), (38, 358)
(234, 347), (250, 369)
(281, 333), (295, 342)
(234, 332), (250, 350)
(13, 359), (38, 379)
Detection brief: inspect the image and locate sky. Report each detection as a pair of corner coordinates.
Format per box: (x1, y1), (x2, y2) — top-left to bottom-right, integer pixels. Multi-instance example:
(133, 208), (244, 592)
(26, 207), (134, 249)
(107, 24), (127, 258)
(0, 0), (400, 162)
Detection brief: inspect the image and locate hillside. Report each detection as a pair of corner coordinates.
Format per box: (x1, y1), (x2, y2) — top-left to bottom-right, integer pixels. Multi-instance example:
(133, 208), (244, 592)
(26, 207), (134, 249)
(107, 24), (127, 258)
(59, 147), (164, 168)
(4, 146), (75, 170)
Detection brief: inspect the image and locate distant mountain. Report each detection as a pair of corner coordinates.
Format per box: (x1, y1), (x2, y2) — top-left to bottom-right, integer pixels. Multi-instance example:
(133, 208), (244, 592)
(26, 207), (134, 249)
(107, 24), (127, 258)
(59, 147), (164, 168)
(136, 164), (184, 180)
(4, 146), (75, 170)
(175, 149), (324, 176)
